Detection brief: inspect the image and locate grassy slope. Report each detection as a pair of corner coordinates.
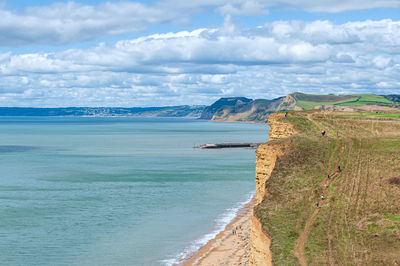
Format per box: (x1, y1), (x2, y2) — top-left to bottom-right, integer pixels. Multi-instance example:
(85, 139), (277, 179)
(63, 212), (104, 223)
(255, 110), (400, 265)
(342, 112), (400, 120)
(335, 94), (393, 106)
(294, 93), (395, 110)
(294, 93), (357, 110)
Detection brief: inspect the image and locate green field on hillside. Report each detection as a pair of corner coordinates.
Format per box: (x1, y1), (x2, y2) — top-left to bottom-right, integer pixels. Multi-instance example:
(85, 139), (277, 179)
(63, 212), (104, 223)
(293, 93), (395, 110)
(335, 94), (393, 106)
(296, 97), (359, 110)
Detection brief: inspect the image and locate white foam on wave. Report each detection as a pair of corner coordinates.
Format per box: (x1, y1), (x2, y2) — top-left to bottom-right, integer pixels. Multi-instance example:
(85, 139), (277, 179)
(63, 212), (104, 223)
(161, 190), (255, 266)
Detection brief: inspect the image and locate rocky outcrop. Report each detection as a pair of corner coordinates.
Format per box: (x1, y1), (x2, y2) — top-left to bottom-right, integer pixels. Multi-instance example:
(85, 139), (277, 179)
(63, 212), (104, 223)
(250, 112), (297, 266)
(267, 112), (298, 141)
(277, 94), (302, 112)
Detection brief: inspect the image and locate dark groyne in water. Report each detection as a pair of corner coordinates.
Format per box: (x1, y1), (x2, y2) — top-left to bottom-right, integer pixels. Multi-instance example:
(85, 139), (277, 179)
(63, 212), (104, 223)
(194, 143), (262, 149)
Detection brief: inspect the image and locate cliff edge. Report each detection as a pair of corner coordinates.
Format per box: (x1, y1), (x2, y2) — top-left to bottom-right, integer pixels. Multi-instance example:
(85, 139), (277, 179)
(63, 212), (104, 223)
(250, 112), (298, 266)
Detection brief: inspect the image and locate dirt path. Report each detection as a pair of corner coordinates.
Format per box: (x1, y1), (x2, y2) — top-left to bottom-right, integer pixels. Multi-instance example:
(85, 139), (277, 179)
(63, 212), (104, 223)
(306, 113), (324, 131)
(294, 208), (318, 266)
(293, 171), (340, 265)
(293, 113), (343, 266)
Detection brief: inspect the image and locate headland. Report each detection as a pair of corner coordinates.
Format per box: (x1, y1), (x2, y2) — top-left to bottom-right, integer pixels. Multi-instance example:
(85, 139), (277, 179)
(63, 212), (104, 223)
(186, 106), (400, 265)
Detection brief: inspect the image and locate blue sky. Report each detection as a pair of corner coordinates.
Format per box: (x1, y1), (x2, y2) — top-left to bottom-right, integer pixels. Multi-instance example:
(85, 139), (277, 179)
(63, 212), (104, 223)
(0, 0), (399, 107)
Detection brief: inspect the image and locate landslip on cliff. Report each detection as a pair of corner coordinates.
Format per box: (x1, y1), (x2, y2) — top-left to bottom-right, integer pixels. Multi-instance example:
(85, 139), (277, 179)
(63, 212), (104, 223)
(251, 109), (400, 265)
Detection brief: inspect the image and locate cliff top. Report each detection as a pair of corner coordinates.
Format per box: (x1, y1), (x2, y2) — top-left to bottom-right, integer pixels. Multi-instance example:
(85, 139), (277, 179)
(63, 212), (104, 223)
(255, 109), (400, 265)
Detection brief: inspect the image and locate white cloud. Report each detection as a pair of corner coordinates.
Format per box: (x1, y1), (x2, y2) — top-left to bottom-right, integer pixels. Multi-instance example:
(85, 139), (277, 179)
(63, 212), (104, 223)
(0, 19), (399, 106)
(283, 0), (400, 13)
(0, 1), (399, 46)
(0, 1), (187, 46)
(218, 0), (269, 16)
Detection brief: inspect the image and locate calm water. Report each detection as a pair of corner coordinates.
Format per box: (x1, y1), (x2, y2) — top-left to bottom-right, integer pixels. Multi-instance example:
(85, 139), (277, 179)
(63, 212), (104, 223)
(0, 117), (268, 265)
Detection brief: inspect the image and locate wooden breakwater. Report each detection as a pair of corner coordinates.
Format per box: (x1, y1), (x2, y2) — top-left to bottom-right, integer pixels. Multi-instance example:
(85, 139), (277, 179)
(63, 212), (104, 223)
(194, 142), (263, 149)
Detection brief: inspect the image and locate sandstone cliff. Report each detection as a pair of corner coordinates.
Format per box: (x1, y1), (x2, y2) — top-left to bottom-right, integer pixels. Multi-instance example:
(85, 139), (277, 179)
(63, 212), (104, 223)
(249, 112), (297, 266)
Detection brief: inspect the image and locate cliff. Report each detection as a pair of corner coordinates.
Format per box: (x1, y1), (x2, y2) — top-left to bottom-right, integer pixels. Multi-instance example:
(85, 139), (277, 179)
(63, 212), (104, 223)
(199, 96), (296, 122)
(250, 112), (297, 266)
(199, 97), (253, 120)
(210, 98), (284, 122)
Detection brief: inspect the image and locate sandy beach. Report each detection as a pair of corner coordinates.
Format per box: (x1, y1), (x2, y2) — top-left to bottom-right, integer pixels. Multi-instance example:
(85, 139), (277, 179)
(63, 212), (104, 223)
(183, 198), (255, 266)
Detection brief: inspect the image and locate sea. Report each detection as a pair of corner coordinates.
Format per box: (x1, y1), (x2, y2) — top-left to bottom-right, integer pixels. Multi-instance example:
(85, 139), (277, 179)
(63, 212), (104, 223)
(0, 116), (269, 265)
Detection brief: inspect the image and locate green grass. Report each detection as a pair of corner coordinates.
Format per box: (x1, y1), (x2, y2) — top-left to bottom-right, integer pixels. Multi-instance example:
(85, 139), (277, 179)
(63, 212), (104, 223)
(296, 97), (358, 110)
(357, 94), (394, 103)
(294, 93), (395, 110)
(293, 93), (351, 102)
(256, 110), (400, 265)
(341, 112), (400, 120)
(255, 123), (332, 264)
(293, 93), (355, 110)
(386, 215), (400, 222)
(335, 94), (393, 106)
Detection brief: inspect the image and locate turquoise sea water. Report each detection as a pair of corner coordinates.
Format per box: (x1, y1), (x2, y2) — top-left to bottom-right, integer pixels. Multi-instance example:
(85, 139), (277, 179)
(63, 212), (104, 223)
(0, 117), (268, 265)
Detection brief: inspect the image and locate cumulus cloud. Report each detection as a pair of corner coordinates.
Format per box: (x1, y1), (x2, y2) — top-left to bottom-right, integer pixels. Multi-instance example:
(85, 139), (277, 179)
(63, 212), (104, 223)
(0, 0), (400, 46)
(0, 1), (187, 46)
(0, 19), (399, 106)
(2, 19), (399, 73)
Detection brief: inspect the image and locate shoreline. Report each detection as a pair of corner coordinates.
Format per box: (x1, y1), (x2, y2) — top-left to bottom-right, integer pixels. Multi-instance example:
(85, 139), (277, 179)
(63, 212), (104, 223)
(182, 197), (256, 265)
(210, 119), (265, 125)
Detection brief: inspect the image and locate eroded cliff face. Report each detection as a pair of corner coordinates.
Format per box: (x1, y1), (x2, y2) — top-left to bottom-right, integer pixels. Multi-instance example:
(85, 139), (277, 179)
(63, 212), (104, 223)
(249, 215), (273, 266)
(267, 113), (297, 141)
(254, 142), (286, 204)
(250, 112), (297, 266)
(255, 113), (296, 204)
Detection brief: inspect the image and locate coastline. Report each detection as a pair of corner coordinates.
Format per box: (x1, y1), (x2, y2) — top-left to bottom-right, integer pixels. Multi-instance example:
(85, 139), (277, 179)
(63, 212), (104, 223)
(182, 197), (256, 266)
(210, 119), (265, 125)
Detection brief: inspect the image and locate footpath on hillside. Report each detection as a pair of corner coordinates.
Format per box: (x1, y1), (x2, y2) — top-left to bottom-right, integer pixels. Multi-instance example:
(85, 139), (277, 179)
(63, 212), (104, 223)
(294, 113), (344, 266)
(255, 110), (400, 265)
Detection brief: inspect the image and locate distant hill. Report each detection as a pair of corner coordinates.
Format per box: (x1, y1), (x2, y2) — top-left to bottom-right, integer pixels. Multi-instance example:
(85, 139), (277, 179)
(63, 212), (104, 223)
(0, 105), (205, 117)
(199, 97), (253, 119)
(199, 95), (300, 122)
(200, 93), (400, 122)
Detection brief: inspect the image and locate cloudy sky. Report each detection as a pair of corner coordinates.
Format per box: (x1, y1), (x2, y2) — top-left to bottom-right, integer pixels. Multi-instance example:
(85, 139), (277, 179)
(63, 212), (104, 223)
(0, 0), (399, 107)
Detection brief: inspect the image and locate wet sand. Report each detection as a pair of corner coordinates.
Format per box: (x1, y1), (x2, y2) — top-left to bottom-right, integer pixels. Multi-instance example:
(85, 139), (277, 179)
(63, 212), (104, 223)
(183, 198), (255, 266)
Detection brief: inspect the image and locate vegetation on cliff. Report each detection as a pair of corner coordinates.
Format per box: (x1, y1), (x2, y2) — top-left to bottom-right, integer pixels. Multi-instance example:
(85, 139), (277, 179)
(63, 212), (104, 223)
(255, 109), (400, 265)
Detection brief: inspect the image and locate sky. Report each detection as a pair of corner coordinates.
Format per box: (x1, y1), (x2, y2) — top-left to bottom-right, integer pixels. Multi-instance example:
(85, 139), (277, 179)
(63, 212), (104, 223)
(0, 0), (399, 107)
